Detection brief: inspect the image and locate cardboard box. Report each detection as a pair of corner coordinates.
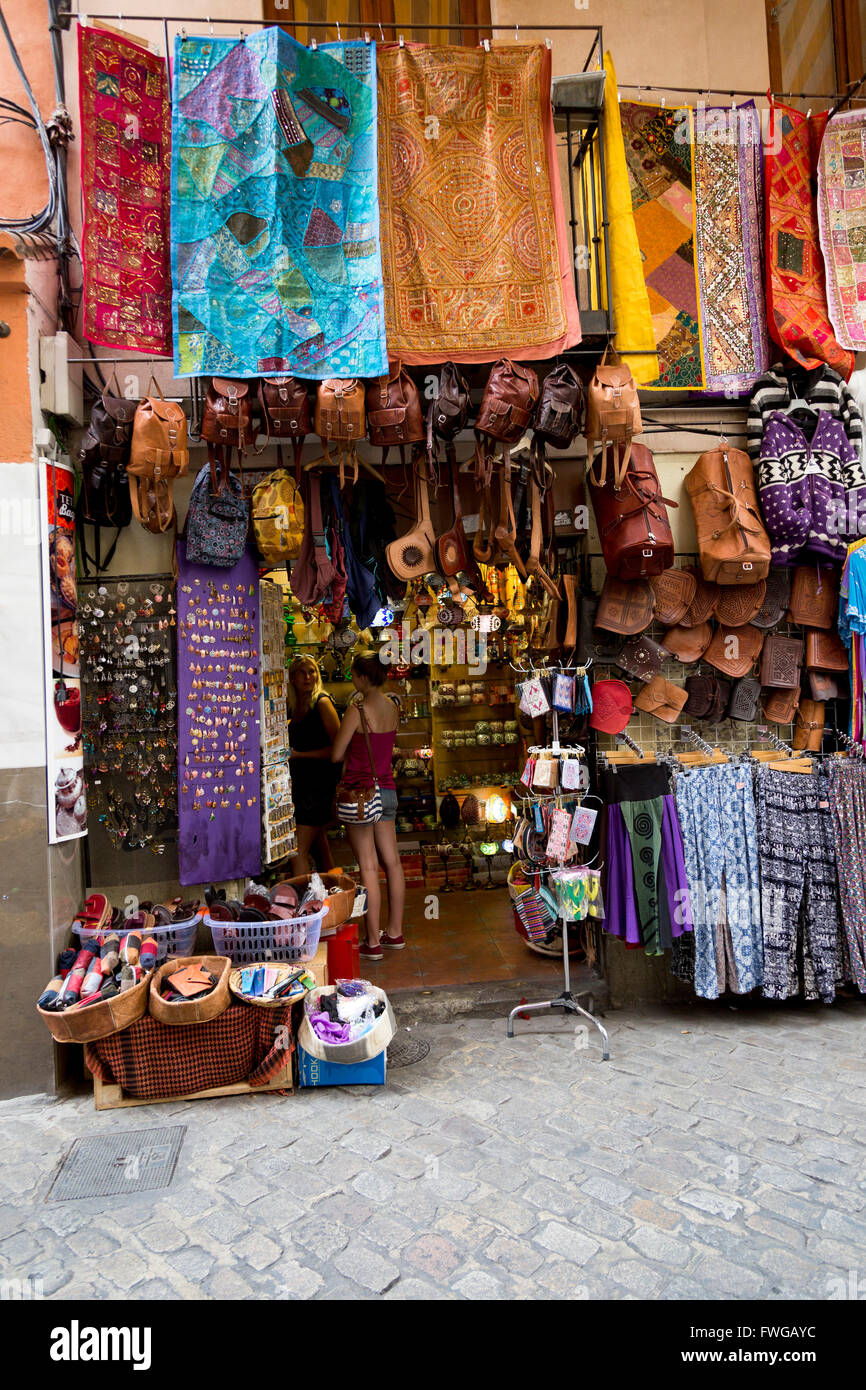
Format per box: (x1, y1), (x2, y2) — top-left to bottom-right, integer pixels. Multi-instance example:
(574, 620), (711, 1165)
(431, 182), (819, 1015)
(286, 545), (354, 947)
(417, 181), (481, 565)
(297, 1046), (386, 1088)
(305, 943), (329, 989)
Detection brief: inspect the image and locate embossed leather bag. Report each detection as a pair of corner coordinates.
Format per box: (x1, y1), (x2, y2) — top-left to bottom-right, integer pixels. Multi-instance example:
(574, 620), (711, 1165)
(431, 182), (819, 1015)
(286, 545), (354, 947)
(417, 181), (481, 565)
(763, 686), (800, 724)
(634, 674), (688, 723)
(650, 568), (696, 626)
(728, 677), (762, 722)
(617, 634), (668, 682)
(805, 628), (849, 673)
(793, 698), (825, 752)
(714, 579), (767, 628)
(594, 576), (655, 635)
(789, 564), (839, 630)
(760, 634), (805, 689)
(128, 378), (189, 534)
(684, 445), (771, 583)
(683, 674), (716, 719)
(679, 567), (720, 628)
(587, 440), (676, 580)
(752, 568), (792, 629)
(704, 623), (764, 678)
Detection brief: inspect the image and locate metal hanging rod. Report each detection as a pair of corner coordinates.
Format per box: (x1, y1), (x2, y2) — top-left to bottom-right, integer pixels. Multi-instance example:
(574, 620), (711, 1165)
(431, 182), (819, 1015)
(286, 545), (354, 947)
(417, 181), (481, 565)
(59, 14), (600, 33)
(617, 80), (866, 104)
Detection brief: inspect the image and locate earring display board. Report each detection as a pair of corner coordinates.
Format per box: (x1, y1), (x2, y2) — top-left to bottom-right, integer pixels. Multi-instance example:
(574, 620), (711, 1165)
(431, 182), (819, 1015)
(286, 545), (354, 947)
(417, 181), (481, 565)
(177, 543), (261, 886)
(260, 580), (296, 865)
(79, 577), (177, 852)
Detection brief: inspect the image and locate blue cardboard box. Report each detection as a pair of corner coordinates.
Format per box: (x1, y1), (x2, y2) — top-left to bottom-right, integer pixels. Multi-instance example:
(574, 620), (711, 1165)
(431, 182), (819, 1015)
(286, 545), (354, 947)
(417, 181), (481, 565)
(298, 1044), (387, 1088)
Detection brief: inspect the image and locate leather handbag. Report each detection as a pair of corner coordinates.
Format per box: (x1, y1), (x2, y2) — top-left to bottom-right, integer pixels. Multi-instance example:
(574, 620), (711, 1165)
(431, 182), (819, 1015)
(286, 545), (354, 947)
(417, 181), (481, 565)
(587, 440), (676, 580)
(727, 676), (762, 722)
(578, 597), (625, 664)
(793, 698), (825, 752)
(585, 345), (642, 479)
(290, 473), (336, 605)
(705, 677), (731, 723)
(366, 360), (425, 462)
(679, 568), (719, 627)
(683, 445), (771, 583)
(315, 379), (366, 485)
(683, 674), (716, 719)
(594, 576), (655, 635)
(662, 621), (713, 663)
(534, 362), (584, 450)
(763, 686), (800, 724)
(704, 623), (764, 678)
(809, 671), (843, 701)
(258, 377), (311, 469)
(805, 628), (849, 673)
(752, 568), (792, 629)
(713, 579), (767, 628)
(386, 465), (436, 582)
(335, 706), (383, 825)
(789, 565), (839, 630)
(760, 634), (805, 689)
(436, 451), (479, 589)
(77, 370), (135, 571)
(128, 378), (189, 533)
(475, 360), (539, 483)
(650, 568), (696, 625)
(617, 634), (668, 682)
(634, 674), (688, 723)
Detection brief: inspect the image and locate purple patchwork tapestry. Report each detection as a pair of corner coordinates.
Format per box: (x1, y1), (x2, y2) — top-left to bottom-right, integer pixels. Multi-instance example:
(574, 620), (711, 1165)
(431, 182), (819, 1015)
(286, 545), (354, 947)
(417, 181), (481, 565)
(177, 542), (261, 885)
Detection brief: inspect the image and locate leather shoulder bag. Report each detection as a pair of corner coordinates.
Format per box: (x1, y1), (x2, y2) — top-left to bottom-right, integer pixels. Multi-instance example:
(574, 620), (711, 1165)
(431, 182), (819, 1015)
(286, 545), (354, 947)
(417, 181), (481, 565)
(587, 439), (676, 580)
(684, 445), (771, 583)
(128, 377), (189, 534)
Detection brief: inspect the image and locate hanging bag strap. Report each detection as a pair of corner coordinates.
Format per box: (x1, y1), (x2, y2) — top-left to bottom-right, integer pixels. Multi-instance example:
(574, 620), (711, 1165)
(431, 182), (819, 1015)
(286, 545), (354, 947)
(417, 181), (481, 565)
(358, 705), (381, 790)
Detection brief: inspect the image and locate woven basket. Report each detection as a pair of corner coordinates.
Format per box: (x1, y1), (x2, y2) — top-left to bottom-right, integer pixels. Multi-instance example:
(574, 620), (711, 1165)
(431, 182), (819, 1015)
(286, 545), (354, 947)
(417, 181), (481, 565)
(229, 962), (309, 1008)
(281, 871), (357, 928)
(36, 970), (152, 1044)
(148, 955), (232, 1026)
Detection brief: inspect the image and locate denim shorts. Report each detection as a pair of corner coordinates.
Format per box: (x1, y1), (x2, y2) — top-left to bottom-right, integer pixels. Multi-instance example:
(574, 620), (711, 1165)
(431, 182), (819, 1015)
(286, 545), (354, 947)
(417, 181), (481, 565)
(378, 788), (398, 821)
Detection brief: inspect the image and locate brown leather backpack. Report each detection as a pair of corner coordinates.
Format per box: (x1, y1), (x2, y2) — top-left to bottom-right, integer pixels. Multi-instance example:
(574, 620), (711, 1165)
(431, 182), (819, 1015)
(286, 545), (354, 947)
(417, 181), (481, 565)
(315, 378), (366, 486)
(429, 362), (471, 444)
(585, 346), (642, 477)
(366, 361), (425, 465)
(684, 446), (771, 583)
(201, 377), (255, 494)
(258, 377), (311, 473)
(535, 362), (584, 450)
(77, 371), (135, 572)
(128, 379), (189, 534)
(475, 360), (539, 483)
(587, 440), (676, 580)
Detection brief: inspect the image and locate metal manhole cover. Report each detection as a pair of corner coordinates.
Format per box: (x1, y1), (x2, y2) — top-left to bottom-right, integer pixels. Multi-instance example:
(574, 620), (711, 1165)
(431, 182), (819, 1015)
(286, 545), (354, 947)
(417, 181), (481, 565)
(387, 1035), (430, 1068)
(47, 1126), (186, 1202)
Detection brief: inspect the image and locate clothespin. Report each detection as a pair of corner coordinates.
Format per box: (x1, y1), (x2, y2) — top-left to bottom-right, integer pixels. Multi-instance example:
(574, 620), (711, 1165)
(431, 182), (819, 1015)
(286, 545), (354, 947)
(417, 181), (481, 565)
(364, 31), (371, 45)
(399, 33), (405, 48)
(336, 21), (341, 41)
(482, 38), (491, 52)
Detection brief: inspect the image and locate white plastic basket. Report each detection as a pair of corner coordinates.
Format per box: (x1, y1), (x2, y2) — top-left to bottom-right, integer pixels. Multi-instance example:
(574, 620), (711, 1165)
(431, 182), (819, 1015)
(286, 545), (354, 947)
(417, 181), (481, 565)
(72, 914), (200, 965)
(206, 907), (327, 965)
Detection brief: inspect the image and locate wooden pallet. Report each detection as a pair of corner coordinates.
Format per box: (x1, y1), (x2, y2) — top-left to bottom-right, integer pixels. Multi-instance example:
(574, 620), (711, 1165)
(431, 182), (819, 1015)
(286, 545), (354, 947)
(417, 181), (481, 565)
(91, 1059), (294, 1110)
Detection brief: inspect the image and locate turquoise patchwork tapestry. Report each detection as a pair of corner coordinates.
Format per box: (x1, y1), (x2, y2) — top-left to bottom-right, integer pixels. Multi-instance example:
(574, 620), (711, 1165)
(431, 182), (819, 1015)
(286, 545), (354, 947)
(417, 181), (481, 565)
(171, 29), (388, 378)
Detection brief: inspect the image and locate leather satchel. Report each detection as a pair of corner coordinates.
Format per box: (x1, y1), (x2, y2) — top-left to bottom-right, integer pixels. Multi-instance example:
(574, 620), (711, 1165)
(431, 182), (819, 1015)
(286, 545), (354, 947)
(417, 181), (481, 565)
(789, 565), (839, 630)
(662, 621), (713, 663)
(763, 686), (801, 724)
(366, 361), (425, 459)
(535, 362), (584, 450)
(594, 576), (655, 635)
(793, 698), (825, 752)
(752, 568), (792, 629)
(728, 676), (762, 722)
(805, 628), (849, 673)
(258, 377), (311, 469)
(714, 579), (767, 628)
(128, 378), (189, 533)
(683, 445), (771, 583)
(706, 677), (731, 723)
(634, 674), (688, 723)
(585, 345), (642, 479)
(578, 597), (625, 664)
(315, 379), (366, 484)
(760, 633), (805, 689)
(77, 371), (135, 570)
(683, 674), (716, 719)
(650, 567), (696, 625)
(617, 634), (668, 682)
(809, 671), (843, 701)
(704, 623), (764, 678)
(587, 440), (676, 580)
(679, 567), (719, 627)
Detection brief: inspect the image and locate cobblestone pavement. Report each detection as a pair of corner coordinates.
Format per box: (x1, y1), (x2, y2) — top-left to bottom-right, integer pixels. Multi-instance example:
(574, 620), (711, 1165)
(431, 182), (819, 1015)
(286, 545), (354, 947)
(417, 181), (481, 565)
(2, 999), (866, 1301)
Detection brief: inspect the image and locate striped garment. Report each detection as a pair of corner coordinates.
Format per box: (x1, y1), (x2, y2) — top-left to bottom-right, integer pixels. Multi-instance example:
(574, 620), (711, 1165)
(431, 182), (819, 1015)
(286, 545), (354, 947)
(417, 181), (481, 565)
(746, 362), (863, 460)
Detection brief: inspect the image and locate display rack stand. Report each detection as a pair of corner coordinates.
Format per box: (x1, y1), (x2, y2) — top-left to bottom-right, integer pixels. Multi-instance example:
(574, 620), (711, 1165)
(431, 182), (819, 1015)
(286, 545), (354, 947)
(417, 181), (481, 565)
(505, 701), (610, 1059)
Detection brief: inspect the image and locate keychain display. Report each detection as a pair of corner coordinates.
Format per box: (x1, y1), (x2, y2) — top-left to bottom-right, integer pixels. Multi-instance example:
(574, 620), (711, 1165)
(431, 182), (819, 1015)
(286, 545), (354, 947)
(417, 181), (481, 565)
(79, 578), (177, 853)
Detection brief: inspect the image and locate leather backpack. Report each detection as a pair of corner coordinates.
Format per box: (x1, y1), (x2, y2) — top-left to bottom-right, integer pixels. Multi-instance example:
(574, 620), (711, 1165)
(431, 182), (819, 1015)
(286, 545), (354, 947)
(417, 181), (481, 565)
(315, 379), (366, 486)
(258, 377), (311, 471)
(251, 467), (305, 564)
(366, 361), (425, 464)
(77, 372), (135, 571)
(429, 362), (471, 444)
(587, 440), (676, 580)
(201, 377), (255, 486)
(475, 360), (539, 483)
(185, 462), (249, 568)
(585, 345), (641, 477)
(684, 446), (771, 583)
(535, 362), (584, 450)
(127, 378), (189, 534)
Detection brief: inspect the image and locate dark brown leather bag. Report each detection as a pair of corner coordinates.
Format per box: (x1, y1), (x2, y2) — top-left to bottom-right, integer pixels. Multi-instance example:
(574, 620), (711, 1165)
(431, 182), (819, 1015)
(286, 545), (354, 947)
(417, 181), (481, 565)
(429, 362), (471, 445)
(259, 377), (311, 471)
(706, 677), (732, 723)
(534, 362), (584, 450)
(805, 628), (849, 673)
(617, 634), (668, 682)
(201, 377), (255, 494)
(683, 674), (716, 719)
(663, 621), (713, 663)
(475, 360), (539, 482)
(728, 676), (762, 722)
(704, 623), (764, 678)
(587, 440), (676, 581)
(763, 686), (800, 724)
(714, 579), (767, 628)
(77, 371), (136, 570)
(760, 634), (805, 689)
(578, 597), (625, 664)
(789, 564), (839, 630)
(634, 674), (687, 723)
(684, 445), (771, 583)
(650, 568), (696, 625)
(594, 576), (655, 635)
(366, 361), (425, 460)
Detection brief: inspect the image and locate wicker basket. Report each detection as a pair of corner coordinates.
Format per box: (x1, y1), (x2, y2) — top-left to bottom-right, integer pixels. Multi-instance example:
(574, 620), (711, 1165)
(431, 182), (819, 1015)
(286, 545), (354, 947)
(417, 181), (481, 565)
(229, 962), (309, 1008)
(36, 970), (152, 1044)
(148, 955), (232, 1026)
(281, 871), (357, 928)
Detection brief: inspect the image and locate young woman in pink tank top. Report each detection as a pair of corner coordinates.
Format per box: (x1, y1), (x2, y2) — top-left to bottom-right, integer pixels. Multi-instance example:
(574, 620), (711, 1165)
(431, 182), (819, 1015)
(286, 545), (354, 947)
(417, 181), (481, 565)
(331, 650), (406, 961)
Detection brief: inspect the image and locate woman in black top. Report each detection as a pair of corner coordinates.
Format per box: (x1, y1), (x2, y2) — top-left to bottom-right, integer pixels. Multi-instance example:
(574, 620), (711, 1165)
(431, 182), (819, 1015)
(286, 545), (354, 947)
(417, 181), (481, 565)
(288, 656), (341, 875)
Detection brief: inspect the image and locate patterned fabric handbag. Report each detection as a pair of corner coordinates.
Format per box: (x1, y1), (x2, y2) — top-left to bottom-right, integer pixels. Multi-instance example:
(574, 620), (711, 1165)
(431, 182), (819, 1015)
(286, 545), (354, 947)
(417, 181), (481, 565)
(335, 707), (383, 825)
(185, 463), (249, 568)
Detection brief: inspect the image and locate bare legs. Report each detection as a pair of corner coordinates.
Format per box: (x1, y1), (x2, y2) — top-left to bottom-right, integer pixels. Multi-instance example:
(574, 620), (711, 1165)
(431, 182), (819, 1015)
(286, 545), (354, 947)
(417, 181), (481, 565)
(291, 823), (321, 877)
(373, 819), (405, 940)
(347, 823), (381, 946)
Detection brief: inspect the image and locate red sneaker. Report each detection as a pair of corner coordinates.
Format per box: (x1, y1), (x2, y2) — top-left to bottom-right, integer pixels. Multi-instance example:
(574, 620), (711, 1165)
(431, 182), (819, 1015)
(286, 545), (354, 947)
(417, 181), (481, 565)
(381, 934), (406, 950)
(359, 941), (383, 961)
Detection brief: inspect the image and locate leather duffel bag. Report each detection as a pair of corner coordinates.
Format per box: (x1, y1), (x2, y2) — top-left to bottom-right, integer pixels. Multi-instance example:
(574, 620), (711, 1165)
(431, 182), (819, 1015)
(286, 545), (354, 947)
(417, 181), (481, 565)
(587, 440), (676, 581)
(684, 445), (771, 583)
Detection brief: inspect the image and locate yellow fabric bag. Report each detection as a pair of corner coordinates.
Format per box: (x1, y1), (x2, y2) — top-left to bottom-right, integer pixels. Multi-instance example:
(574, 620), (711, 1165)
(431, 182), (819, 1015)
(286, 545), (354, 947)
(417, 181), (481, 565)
(251, 468), (305, 564)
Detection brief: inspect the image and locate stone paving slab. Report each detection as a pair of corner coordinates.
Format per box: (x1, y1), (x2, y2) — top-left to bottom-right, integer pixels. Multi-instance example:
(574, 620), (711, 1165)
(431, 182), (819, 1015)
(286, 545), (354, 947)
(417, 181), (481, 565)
(1, 1000), (865, 1300)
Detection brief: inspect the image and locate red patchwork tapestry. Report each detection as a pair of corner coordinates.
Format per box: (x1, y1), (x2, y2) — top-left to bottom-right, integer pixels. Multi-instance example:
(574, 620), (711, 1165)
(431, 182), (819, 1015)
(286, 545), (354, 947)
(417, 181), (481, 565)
(78, 25), (171, 355)
(764, 102), (853, 379)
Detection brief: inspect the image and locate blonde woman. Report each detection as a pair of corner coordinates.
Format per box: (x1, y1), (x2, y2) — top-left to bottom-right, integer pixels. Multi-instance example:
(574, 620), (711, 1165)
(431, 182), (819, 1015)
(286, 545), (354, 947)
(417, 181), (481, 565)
(287, 656), (341, 875)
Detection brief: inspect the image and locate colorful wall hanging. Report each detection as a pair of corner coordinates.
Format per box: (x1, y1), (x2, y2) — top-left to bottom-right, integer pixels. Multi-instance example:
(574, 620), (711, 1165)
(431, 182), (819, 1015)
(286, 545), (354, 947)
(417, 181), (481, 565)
(693, 102), (769, 394)
(765, 103), (854, 378)
(619, 100), (704, 390)
(376, 43), (581, 364)
(176, 543), (261, 886)
(818, 109), (866, 353)
(78, 25), (172, 355)
(171, 29), (388, 380)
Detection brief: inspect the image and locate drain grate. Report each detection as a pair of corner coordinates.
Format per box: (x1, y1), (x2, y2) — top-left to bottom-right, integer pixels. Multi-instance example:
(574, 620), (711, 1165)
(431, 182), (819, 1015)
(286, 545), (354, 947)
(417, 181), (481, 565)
(47, 1126), (186, 1202)
(387, 1034), (430, 1068)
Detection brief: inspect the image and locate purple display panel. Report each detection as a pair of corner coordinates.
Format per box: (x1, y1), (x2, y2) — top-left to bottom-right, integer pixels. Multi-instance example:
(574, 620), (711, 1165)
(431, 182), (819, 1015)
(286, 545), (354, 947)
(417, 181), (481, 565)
(176, 542), (262, 886)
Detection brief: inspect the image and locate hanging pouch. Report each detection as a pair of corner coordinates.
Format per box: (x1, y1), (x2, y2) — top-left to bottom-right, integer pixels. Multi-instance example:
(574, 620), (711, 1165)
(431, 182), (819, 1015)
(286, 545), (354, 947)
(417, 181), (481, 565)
(519, 676), (551, 717)
(546, 807), (572, 862)
(560, 757), (583, 791)
(569, 799), (600, 845)
(533, 757), (558, 790)
(553, 673), (576, 712)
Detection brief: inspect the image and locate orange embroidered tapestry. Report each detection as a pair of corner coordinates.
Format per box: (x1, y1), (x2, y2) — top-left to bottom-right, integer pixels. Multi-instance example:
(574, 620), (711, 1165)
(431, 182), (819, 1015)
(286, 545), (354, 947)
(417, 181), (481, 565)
(376, 43), (581, 364)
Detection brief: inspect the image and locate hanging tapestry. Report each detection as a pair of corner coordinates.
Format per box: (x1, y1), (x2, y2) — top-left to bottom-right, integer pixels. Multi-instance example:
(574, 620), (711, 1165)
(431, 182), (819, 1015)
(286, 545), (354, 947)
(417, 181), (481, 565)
(171, 29), (388, 380)
(818, 109), (866, 353)
(78, 25), (172, 355)
(619, 101), (704, 390)
(765, 103), (854, 379)
(693, 102), (769, 394)
(376, 43), (581, 365)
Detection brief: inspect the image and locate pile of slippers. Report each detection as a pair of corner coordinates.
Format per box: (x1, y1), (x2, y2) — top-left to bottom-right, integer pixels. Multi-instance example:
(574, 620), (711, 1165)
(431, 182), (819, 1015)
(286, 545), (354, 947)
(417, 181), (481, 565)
(205, 879), (325, 924)
(36, 894), (157, 1012)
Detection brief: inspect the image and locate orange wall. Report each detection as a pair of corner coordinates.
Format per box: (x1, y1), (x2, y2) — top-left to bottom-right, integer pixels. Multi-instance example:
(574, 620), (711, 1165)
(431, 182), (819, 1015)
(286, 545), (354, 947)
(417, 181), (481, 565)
(0, 3), (56, 223)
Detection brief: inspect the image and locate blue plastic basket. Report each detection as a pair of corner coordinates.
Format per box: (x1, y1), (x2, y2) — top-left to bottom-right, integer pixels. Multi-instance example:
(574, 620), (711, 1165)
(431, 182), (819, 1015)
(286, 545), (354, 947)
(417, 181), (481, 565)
(72, 914), (199, 965)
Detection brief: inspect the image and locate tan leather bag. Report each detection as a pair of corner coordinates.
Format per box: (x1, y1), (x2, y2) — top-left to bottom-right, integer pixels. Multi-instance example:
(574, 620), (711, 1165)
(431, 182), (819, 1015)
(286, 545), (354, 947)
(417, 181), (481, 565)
(704, 623), (764, 679)
(128, 378), (189, 533)
(684, 446), (771, 583)
(763, 686), (800, 724)
(789, 565), (839, 630)
(315, 378), (366, 485)
(663, 622), (713, 663)
(634, 675), (688, 723)
(594, 576), (655, 635)
(585, 345), (642, 481)
(713, 579), (766, 628)
(805, 628), (849, 673)
(650, 568), (697, 625)
(793, 698), (825, 751)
